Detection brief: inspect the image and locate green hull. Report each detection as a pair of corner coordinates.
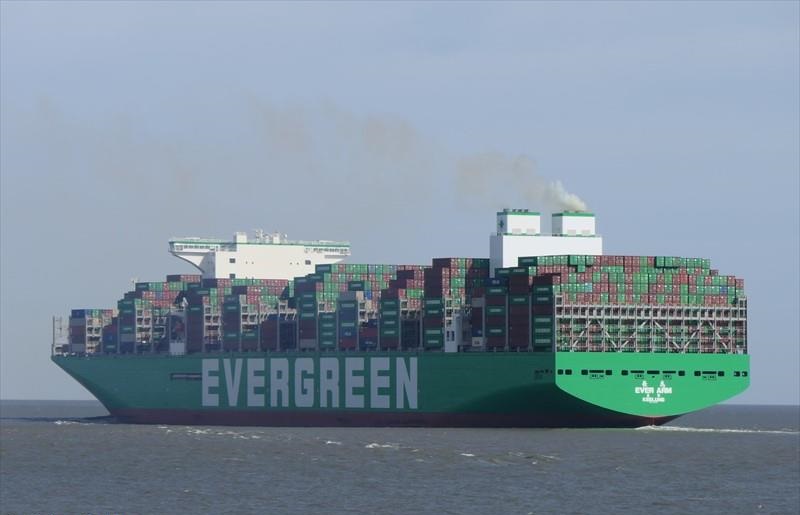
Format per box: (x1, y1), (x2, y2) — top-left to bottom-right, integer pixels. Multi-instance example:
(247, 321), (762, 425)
(52, 351), (749, 428)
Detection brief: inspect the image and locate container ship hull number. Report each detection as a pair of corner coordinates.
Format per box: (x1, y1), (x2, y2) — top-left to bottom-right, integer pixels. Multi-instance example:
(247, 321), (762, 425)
(201, 357), (418, 410)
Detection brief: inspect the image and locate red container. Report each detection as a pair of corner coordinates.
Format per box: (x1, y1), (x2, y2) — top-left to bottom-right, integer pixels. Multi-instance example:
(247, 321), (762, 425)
(508, 339), (528, 349)
(486, 336), (505, 349)
(486, 315), (505, 326)
(509, 305), (529, 316)
(423, 317), (444, 328)
(486, 295), (506, 306)
(532, 305), (553, 315)
(339, 337), (357, 350)
(471, 307), (484, 330)
(380, 338), (399, 350)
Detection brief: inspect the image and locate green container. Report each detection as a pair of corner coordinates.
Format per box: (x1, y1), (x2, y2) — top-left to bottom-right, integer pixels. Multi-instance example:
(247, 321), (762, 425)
(487, 306), (506, 315)
(423, 338), (443, 349)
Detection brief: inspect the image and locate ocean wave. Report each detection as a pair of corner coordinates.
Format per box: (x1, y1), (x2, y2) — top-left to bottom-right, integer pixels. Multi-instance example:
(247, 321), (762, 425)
(636, 425), (798, 435)
(365, 442), (399, 449)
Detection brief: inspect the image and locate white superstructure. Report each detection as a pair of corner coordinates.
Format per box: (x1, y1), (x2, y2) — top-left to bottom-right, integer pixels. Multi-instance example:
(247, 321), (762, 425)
(489, 209), (603, 275)
(169, 230), (350, 280)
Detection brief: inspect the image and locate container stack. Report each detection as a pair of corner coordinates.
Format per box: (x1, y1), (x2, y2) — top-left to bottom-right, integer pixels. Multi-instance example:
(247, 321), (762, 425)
(422, 297), (444, 349)
(278, 317), (297, 350)
(185, 285), (222, 353)
(507, 267), (534, 350)
(117, 297), (150, 353)
(69, 309), (115, 354)
(524, 255), (744, 307)
(318, 312), (337, 350)
(314, 263), (399, 307)
(359, 318), (379, 350)
(102, 317), (118, 353)
(259, 314), (279, 351)
(382, 266), (427, 310)
(378, 297), (400, 349)
(69, 251), (746, 356)
(467, 254), (746, 354)
(483, 283), (508, 350)
(295, 276), (319, 350)
(337, 297), (358, 350)
(530, 275), (557, 352)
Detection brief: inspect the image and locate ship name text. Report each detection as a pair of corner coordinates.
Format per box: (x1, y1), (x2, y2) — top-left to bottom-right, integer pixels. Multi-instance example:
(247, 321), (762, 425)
(635, 380), (673, 404)
(201, 357), (418, 410)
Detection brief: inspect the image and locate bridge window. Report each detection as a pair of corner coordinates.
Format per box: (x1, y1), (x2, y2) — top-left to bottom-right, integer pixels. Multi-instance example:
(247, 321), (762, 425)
(305, 259), (311, 265)
(229, 258), (236, 264)
(229, 273), (236, 279)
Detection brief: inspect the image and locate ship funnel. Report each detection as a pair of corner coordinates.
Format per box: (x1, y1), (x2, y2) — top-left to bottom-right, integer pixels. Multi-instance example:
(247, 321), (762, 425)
(552, 212), (596, 236)
(495, 208), (541, 236)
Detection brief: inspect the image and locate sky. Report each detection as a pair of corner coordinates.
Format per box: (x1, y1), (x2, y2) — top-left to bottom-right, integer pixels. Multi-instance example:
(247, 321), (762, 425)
(1, 1), (798, 404)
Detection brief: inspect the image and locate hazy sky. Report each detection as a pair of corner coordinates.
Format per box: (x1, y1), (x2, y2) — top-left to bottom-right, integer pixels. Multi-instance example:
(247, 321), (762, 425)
(1, 1), (798, 404)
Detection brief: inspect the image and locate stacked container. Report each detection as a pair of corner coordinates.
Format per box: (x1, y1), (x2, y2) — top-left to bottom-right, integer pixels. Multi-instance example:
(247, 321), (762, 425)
(337, 297), (358, 350)
(318, 312), (337, 350)
(295, 276), (318, 350)
(379, 297), (400, 349)
(69, 309), (115, 354)
(422, 297), (444, 349)
(71, 252), (745, 356)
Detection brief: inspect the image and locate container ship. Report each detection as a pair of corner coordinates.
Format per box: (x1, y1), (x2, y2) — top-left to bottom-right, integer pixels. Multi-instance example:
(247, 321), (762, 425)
(52, 210), (749, 427)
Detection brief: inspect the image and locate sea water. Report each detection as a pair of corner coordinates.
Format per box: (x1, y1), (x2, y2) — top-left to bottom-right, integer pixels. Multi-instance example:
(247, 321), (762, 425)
(1, 402), (797, 515)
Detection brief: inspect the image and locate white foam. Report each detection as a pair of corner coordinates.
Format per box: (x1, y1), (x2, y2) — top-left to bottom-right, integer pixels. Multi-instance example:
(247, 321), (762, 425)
(365, 442), (399, 449)
(324, 440), (342, 445)
(460, 453), (475, 457)
(637, 425), (798, 435)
